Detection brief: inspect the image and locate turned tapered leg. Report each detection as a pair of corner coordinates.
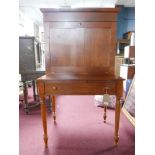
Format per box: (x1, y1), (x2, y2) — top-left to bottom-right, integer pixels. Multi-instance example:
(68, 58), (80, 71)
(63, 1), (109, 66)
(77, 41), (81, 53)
(41, 97), (48, 148)
(114, 97), (121, 145)
(103, 106), (107, 123)
(51, 95), (56, 121)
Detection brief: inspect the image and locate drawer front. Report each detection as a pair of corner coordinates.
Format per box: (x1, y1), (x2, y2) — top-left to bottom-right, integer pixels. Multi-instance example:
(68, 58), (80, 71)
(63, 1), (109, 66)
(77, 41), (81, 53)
(45, 82), (116, 95)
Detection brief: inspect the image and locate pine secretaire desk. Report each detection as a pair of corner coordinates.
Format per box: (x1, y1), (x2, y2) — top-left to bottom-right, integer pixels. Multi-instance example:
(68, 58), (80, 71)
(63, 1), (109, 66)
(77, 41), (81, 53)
(37, 8), (124, 148)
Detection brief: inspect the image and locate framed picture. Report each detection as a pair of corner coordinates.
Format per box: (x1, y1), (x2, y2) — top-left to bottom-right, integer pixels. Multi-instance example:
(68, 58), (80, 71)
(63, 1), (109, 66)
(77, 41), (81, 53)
(122, 76), (135, 126)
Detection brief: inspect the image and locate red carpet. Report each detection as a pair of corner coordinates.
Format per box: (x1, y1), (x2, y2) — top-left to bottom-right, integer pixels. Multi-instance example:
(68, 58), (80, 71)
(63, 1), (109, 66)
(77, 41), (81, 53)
(19, 90), (135, 155)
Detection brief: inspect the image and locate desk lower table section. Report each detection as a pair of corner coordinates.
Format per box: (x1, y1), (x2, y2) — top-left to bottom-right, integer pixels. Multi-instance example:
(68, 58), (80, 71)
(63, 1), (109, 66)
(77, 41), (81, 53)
(37, 75), (123, 148)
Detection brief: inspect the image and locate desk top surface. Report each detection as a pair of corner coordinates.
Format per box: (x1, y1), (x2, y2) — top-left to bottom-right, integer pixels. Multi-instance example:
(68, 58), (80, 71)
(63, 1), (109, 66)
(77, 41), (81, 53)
(37, 74), (123, 82)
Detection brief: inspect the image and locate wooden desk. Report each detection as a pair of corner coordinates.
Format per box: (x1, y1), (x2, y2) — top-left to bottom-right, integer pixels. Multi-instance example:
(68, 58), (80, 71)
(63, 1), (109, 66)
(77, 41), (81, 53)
(37, 8), (123, 148)
(37, 74), (123, 148)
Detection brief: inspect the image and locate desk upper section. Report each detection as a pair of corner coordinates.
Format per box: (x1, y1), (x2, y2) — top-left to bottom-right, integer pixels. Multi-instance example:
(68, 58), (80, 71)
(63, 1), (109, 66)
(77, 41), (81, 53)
(41, 8), (120, 76)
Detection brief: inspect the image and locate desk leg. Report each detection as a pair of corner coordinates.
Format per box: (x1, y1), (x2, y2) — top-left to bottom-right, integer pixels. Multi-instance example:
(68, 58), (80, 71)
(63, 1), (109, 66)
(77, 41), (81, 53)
(41, 97), (48, 148)
(114, 97), (121, 145)
(23, 81), (29, 114)
(51, 95), (56, 122)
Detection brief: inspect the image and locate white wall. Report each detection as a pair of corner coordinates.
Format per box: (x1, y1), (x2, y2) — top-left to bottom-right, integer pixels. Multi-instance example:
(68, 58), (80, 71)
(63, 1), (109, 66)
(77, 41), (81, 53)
(19, 10), (35, 37)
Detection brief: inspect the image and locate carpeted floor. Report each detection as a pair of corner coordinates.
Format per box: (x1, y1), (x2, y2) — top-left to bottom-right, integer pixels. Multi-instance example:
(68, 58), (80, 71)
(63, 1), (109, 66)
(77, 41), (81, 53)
(19, 88), (135, 155)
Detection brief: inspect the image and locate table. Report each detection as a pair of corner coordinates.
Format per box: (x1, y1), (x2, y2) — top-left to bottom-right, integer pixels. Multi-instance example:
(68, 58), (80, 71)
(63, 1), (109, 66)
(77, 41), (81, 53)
(37, 73), (124, 148)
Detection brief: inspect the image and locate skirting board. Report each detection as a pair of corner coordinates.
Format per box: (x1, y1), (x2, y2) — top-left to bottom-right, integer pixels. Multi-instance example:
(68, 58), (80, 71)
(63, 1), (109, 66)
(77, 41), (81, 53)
(122, 107), (135, 127)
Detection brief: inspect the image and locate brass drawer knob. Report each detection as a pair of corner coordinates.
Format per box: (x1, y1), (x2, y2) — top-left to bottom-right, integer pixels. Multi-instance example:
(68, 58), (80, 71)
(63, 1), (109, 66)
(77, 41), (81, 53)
(52, 86), (57, 90)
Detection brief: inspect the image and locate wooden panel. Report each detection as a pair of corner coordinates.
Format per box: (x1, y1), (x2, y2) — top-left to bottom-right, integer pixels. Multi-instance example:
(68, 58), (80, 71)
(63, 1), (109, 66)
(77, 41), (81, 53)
(46, 22), (116, 75)
(49, 28), (84, 66)
(84, 28), (111, 67)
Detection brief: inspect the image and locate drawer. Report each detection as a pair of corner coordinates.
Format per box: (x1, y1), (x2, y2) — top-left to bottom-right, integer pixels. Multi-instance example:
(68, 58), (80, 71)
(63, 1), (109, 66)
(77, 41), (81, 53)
(45, 81), (116, 95)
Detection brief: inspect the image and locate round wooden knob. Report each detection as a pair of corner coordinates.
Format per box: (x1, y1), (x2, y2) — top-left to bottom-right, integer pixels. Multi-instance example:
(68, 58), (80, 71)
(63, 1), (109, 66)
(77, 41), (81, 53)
(52, 86), (57, 90)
